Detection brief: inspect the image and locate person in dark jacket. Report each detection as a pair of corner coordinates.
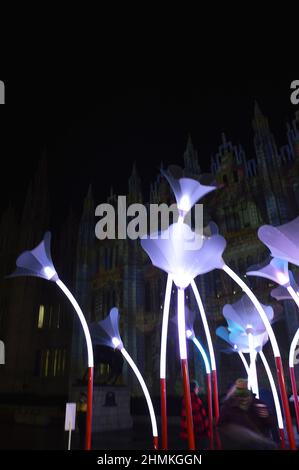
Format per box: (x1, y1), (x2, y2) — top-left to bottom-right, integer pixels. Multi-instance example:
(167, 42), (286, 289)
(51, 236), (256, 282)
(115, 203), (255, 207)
(180, 380), (209, 448)
(218, 378), (277, 449)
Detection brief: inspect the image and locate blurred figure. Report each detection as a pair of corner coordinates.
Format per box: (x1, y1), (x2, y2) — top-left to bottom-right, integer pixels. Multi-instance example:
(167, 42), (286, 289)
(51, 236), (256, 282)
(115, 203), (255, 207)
(218, 378), (277, 450)
(259, 388), (280, 443)
(180, 380), (210, 448)
(77, 392), (87, 449)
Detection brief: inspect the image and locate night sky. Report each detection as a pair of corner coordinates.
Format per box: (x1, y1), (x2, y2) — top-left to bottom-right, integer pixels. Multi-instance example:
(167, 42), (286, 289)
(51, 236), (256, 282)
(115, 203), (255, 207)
(0, 80), (297, 228)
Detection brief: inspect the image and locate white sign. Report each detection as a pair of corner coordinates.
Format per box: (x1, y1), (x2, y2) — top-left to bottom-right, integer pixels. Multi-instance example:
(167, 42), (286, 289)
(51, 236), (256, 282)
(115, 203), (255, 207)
(0, 341), (4, 365)
(64, 403), (76, 431)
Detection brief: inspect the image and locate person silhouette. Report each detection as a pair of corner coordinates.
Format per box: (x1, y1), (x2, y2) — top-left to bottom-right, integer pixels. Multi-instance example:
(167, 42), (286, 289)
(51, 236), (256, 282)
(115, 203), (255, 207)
(218, 378), (277, 449)
(180, 380), (209, 448)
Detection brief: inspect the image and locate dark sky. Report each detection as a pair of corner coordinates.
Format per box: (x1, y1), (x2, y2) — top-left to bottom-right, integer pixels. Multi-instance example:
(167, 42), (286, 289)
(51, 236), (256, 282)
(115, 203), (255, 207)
(0, 80), (298, 227)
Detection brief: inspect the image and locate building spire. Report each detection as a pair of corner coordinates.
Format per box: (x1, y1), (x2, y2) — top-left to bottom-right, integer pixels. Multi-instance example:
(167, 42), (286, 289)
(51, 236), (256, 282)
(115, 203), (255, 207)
(83, 184), (93, 212)
(252, 101), (270, 134)
(183, 133), (201, 176)
(128, 162), (142, 202)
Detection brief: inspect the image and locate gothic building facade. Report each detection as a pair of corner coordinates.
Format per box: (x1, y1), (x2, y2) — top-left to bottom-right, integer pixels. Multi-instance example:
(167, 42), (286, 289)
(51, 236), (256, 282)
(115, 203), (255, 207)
(74, 104), (299, 397)
(0, 105), (298, 406)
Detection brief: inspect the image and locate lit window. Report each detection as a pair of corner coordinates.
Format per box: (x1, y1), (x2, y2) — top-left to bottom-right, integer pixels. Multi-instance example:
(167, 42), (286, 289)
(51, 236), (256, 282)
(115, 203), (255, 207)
(44, 350), (50, 377)
(53, 349), (58, 376)
(62, 349), (66, 374)
(38, 305), (45, 329)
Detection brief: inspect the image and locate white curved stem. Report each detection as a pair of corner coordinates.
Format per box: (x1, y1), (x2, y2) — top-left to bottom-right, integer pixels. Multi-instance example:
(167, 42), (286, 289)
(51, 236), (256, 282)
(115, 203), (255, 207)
(192, 337), (211, 374)
(56, 279), (94, 367)
(178, 288), (187, 359)
(289, 329), (299, 369)
(248, 334), (259, 398)
(259, 350), (284, 429)
(121, 347), (158, 438)
(287, 286), (299, 368)
(160, 274), (173, 379)
(238, 351), (250, 378)
(191, 280), (216, 370)
(222, 265), (280, 358)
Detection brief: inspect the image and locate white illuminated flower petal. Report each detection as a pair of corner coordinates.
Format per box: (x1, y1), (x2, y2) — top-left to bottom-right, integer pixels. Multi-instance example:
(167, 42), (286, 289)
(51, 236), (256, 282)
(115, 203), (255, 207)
(223, 294), (274, 335)
(7, 232), (58, 281)
(91, 307), (123, 350)
(258, 217), (299, 267)
(141, 223), (226, 288)
(247, 258), (289, 286)
(161, 169), (217, 213)
(271, 271), (299, 301)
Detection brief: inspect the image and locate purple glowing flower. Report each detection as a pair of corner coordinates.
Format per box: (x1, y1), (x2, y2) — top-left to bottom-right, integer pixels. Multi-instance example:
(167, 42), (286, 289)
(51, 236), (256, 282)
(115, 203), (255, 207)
(216, 322), (268, 353)
(258, 216), (299, 267)
(271, 271), (299, 301)
(229, 329), (268, 353)
(222, 294), (274, 335)
(141, 222), (226, 288)
(161, 167), (217, 214)
(91, 307), (124, 350)
(247, 257), (290, 286)
(7, 232), (57, 281)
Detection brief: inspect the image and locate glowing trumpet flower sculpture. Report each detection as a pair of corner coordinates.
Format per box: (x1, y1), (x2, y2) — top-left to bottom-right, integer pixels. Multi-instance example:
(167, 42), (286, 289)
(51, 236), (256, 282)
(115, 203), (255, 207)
(161, 166), (216, 220)
(247, 253), (299, 435)
(7, 232), (94, 450)
(216, 322), (251, 380)
(156, 167), (218, 449)
(91, 308), (158, 450)
(217, 321), (285, 448)
(142, 221), (224, 450)
(222, 295), (274, 399)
